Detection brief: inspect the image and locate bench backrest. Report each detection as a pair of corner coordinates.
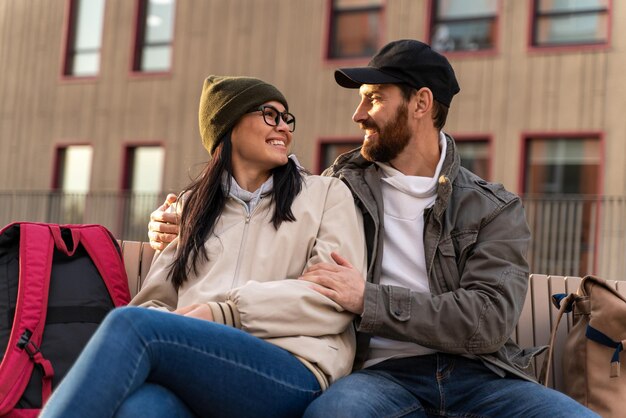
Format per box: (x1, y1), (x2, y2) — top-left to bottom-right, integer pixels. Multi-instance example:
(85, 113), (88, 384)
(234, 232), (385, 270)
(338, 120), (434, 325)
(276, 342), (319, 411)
(116, 240), (626, 392)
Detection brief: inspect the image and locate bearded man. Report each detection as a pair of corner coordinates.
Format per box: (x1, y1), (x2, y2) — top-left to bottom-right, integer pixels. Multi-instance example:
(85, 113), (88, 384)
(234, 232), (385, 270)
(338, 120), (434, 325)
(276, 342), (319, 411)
(299, 40), (597, 417)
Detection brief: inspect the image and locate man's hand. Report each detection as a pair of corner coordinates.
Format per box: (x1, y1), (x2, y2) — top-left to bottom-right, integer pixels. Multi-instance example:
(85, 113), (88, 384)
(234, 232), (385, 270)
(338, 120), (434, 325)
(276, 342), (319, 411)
(173, 303), (214, 321)
(299, 252), (365, 314)
(148, 193), (180, 251)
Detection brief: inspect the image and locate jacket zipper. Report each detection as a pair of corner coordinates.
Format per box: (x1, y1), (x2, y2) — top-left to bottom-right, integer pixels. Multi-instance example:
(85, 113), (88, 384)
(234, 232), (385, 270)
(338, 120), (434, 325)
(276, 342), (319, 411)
(230, 200), (261, 289)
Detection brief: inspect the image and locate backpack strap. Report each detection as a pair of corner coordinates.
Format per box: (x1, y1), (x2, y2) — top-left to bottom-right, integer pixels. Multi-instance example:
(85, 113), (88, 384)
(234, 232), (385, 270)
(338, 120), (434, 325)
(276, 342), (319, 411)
(72, 225), (130, 306)
(585, 325), (624, 378)
(0, 223), (55, 414)
(539, 292), (577, 386)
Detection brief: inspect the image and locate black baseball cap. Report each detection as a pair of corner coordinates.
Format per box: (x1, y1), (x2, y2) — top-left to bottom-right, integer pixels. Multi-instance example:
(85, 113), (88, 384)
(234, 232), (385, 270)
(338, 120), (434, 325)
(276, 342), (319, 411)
(334, 39), (460, 107)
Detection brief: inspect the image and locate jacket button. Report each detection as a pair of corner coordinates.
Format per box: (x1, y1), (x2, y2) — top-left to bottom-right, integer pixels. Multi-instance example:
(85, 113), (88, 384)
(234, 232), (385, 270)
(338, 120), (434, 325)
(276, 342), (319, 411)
(393, 310), (401, 316)
(438, 175), (447, 185)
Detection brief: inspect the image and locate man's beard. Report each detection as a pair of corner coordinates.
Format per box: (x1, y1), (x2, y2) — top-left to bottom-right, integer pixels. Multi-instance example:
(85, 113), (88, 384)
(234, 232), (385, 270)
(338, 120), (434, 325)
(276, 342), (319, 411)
(360, 103), (411, 163)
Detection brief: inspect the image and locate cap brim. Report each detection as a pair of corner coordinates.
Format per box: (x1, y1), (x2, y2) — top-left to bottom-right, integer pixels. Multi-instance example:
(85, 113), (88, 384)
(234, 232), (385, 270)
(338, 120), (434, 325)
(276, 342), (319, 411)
(334, 67), (405, 88)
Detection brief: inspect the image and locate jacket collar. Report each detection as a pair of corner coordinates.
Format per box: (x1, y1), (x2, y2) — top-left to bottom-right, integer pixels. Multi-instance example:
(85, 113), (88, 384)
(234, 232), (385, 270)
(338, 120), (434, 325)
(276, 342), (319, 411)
(432, 133), (460, 220)
(327, 132), (460, 221)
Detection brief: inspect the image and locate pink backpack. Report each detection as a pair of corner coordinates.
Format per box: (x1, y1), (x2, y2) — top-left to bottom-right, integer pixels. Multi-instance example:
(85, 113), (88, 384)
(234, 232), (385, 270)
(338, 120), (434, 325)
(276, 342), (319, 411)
(0, 223), (130, 417)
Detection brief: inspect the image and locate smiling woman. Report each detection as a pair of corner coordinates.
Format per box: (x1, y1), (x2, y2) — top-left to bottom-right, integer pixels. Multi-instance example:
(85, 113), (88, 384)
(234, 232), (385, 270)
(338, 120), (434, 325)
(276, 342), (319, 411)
(39, 75), (367, 418)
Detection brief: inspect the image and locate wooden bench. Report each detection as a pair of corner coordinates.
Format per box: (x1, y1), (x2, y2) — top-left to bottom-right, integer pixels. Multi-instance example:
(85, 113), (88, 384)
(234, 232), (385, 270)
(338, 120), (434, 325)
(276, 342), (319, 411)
(117, 240), (626, 392)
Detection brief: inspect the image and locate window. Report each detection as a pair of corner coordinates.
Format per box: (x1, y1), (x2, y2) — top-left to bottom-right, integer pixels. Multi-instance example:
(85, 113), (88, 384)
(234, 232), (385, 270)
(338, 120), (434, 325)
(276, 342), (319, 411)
(524, 137), (600, 195)
(124, 146), (165, 193)
(133, 0), (176, 72)
(328, 0), (382, 60)
(523, 136), (601, 277)
(122, 146), (165, 238)
(51, 145), (93, 223)
(318, 139), (361, 173)
(430, 0), (498, 52)
(63, 0), (106, 76)
(532, 0), (609, 47)
(456, 139), (490, 180)
(54, 145), (93, 193)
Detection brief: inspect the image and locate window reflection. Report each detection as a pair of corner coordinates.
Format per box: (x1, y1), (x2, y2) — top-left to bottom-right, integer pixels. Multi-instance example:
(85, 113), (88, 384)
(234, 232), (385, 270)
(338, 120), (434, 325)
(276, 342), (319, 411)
(525, 138), (600, 195)
(431, 0), (497, 52)
(135, 0), (176, 72)
(532, 0), (609, 46)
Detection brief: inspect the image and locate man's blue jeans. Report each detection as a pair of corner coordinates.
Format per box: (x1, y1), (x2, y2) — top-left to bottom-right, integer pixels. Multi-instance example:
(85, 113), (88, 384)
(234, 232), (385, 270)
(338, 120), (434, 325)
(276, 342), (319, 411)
(40, 306), (321, 418)
(304, 354), (599, 418)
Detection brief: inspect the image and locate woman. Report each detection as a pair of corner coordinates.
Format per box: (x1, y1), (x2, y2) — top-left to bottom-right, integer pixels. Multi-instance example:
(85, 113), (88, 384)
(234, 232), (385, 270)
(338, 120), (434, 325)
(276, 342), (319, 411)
(41, 76), (366, 418)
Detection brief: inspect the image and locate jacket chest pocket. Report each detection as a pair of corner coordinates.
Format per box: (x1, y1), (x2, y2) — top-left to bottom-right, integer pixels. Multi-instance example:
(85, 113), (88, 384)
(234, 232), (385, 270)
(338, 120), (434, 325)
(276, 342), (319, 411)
(433, 231), (478, 293)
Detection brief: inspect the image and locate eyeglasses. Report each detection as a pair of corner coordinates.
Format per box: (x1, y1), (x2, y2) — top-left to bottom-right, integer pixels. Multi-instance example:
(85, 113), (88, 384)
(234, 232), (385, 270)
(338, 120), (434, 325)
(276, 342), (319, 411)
(249, 105), (296, 132)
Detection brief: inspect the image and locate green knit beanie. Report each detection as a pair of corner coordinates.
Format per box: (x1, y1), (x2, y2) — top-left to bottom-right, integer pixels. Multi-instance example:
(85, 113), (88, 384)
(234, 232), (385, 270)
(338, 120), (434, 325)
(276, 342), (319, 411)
(198, 75), (289, 155)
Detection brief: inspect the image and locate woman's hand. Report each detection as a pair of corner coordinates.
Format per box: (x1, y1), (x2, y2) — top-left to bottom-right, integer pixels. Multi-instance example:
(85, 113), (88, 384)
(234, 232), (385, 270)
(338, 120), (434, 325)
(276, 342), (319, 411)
(173, 303), (214, 321)
(148, 193), (181, 251)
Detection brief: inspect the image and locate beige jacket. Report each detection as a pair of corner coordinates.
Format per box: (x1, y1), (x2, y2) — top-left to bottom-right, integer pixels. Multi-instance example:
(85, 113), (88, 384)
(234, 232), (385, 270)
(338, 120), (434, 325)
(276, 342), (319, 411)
(131, 175), (366, 389)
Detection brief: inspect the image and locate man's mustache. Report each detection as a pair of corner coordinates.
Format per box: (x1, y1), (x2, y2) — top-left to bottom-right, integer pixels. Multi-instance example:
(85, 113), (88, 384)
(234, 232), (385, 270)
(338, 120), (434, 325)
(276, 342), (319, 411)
(359, 120), (378, 131)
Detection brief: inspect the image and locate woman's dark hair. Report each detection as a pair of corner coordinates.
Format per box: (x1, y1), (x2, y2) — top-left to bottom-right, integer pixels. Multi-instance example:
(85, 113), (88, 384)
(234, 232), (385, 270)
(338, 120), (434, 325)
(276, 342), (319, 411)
(397, 83), (449, 130)
(169, 131), (305, 290)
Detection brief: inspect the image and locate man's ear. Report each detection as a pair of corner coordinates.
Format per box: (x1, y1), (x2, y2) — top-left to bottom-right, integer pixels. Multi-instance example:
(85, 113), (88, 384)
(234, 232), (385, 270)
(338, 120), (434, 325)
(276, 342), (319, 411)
(411, 87), (433, 118)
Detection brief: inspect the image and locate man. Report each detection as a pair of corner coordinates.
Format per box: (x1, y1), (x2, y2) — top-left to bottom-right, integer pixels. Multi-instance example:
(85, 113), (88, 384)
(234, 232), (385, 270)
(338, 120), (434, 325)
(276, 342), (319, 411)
(148, 40), (596, 417)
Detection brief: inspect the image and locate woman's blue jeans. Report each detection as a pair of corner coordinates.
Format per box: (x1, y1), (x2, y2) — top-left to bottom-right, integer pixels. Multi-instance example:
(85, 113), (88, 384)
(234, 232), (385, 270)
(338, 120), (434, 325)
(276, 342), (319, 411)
(40, 306), (321, 418)
(303, 354), (599, 418)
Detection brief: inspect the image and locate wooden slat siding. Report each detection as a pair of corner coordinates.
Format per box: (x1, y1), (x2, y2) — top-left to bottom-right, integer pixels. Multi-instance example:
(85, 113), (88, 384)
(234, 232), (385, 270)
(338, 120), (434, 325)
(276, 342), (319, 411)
(120, 240), (143, 298)
(530, 274), (553, 387)
(548, 276), (567, 392)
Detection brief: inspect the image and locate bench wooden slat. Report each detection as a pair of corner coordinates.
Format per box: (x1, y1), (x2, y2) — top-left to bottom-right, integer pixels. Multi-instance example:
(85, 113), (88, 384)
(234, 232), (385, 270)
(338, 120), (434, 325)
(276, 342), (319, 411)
(530, 274), (552, 386)
(120, 240), (143, 299)
(139, 242), (156, 289)
(515, 276), (535, 348)
(548, 275), (567, 392)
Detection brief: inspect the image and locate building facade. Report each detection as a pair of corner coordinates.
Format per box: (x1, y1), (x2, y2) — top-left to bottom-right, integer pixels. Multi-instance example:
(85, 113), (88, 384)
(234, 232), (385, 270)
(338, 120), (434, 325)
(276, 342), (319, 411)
(1, 0), (625, 278)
